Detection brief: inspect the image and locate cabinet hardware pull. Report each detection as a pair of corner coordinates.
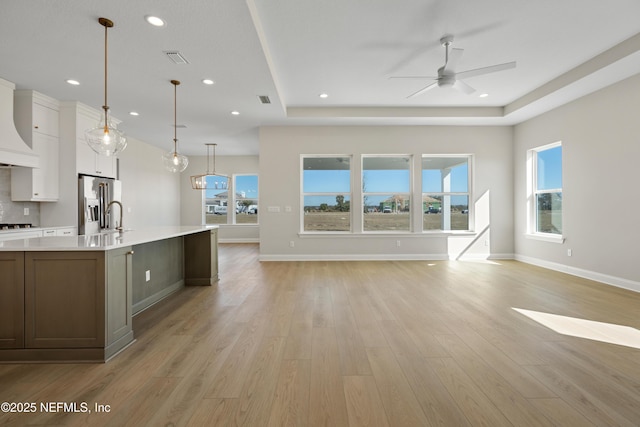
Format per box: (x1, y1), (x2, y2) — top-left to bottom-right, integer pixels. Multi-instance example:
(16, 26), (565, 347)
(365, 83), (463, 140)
(127, 251), (135, 255)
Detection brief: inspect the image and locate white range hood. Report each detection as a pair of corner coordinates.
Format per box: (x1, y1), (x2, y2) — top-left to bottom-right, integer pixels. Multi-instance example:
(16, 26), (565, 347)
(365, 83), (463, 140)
(0, 77), (39, 168)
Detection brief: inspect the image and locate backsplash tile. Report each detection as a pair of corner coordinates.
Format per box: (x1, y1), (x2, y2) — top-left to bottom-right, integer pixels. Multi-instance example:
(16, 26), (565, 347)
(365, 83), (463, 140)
(0, 169), (40, 224)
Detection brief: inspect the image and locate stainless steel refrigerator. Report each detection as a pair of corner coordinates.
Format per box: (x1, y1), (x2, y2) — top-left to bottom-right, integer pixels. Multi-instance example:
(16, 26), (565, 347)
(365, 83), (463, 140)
(78, 174), (122, 235)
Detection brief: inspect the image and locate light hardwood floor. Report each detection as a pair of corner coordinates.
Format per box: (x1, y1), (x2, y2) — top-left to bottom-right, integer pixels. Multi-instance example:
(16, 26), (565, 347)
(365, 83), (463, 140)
(2, 243), (640, 426)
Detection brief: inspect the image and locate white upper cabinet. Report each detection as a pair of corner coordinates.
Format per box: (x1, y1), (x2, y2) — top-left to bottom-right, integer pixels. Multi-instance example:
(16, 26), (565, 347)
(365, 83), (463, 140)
(11, 91), (60, 201)
(74, 105), (117, 178)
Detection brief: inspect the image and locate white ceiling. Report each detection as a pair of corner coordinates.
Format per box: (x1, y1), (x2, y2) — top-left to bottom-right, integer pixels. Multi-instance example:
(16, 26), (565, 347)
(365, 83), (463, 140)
(1, 0), (639, 156)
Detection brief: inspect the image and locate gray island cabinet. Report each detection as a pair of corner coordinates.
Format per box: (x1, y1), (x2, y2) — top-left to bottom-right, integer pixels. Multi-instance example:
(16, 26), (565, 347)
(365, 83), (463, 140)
(0, 226), (218, 363)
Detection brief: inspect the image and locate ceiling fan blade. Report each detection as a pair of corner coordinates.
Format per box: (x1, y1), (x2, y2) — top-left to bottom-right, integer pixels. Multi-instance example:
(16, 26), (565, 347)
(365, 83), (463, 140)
(389, 75), (437, 80)
(455, 61), (516, 80)
(453, 80), (475, 94)
(407, 82), (438, 98)
(443, 48), (464, 73)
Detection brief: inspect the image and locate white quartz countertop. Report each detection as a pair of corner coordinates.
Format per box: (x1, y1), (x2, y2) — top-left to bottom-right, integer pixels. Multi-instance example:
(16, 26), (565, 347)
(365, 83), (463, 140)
(0, 226), (218, 251)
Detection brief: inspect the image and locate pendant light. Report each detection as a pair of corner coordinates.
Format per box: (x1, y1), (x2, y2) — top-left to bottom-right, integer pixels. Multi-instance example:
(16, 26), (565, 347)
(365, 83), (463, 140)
(85, 17), (127, 156)
(190, 143), (227, 189)
(162, 80), (189, 173)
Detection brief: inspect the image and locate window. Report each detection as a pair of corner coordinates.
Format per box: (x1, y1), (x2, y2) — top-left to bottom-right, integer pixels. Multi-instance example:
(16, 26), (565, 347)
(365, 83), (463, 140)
(204, 175), (229, 224)
(531, 143), (562, 235)
(234, 174), (259, 224)
(362, 156), (411, 232)
(302, 156), (351, 232)
(422, 156), (471, 231)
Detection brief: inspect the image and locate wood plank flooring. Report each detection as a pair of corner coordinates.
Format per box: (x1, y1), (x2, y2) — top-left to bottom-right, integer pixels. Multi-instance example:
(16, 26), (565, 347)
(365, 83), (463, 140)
(2, 243), (640, 426)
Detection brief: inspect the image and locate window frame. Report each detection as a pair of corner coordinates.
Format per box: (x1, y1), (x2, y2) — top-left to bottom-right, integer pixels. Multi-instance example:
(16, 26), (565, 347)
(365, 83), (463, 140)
(232, 173), (259, 225)
(527, 141), (563, 242)
(421, 154), (472, 233)
(361, 154), (413, 233)
(300, 155), (353, 234)
(203, 174), (230, 226)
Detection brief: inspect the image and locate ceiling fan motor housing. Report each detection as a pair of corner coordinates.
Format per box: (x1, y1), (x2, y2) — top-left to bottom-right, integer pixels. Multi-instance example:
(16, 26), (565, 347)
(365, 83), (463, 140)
(437, 67), (456, 87)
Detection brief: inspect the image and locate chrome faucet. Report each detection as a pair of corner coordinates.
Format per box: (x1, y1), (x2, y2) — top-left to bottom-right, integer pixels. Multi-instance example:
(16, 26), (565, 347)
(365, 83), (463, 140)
(105, 200), (124, 232)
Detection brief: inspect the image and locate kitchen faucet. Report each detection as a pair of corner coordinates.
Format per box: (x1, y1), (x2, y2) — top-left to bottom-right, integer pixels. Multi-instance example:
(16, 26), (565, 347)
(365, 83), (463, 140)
(105, 200), (124, 232)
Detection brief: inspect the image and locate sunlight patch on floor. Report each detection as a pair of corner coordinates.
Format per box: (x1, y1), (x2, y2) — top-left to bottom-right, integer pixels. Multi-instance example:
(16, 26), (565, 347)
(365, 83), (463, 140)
(513, 307), (640, 349)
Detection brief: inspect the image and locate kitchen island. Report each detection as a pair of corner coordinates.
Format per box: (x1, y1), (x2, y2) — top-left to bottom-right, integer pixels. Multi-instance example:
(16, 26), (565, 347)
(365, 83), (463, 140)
(0, 226), (218, 363)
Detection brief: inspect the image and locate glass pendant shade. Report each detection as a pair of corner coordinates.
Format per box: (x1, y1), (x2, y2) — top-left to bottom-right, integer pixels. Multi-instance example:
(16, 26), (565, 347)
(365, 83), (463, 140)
(163, 79), (189, 173)
(162, 147), (189, 173)
(85, 17), (126, 156)
(85, 109), (127, 156)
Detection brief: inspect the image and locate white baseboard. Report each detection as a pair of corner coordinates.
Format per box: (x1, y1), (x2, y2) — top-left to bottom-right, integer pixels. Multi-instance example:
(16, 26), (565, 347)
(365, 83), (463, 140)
(515, 254), (640, 294)
(218, 238), (259, 243)
(260, 252), (515, 262)
(259, 253), (450, 262)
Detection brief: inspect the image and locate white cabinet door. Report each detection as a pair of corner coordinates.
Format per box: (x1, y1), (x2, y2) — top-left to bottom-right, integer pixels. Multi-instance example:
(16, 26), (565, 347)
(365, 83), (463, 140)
(42, 227), (76, 237)
(76, 139), (116, 178)
(56, 227), (76, 236)
(11, 133), (59, 201)
(32, 102), (59, 137)
(11, 91), (60, 201)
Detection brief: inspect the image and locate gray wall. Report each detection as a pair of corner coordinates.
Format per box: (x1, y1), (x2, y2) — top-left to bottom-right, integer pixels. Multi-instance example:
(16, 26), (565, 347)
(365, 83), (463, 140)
(258, 125), (514, 261)
(514, 73), (640, 290)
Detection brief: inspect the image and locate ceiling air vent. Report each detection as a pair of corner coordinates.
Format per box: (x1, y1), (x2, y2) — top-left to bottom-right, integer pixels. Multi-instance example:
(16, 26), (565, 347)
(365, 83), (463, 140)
(164, 51), (189, 65)
(257, 95), (271, 104)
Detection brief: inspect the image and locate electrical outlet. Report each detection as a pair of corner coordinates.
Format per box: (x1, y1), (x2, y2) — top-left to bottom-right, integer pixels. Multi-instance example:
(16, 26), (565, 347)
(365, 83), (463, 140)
(396, 240), (401, 247)
(289, 241), (295, 248)
(567, 249), (572, 257)
(24, 207), (29, 215)
(145, 270), (151, 281)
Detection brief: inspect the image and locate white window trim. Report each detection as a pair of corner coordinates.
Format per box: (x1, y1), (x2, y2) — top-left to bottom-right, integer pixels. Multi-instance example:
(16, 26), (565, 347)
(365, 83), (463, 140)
(527, 141), (563, 241)
(362, 154), (413, 233)
(300, 155), (353, 234)
(421, 154), (473, 233)
(299, 153), (478, 236)
(232, 173), (259, 225)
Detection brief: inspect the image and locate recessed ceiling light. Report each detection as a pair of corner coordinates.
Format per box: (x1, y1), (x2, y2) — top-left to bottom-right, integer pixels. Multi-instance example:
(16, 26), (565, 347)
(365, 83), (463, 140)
(479, 93), (489, 98)
(129, 111), (139, 116)
(202, 79), (214, 85)
(231, 111), (240, 116)
(145, 15), (166, 27)
(319, 93), (329, 98)
(66, 79), (80, 85)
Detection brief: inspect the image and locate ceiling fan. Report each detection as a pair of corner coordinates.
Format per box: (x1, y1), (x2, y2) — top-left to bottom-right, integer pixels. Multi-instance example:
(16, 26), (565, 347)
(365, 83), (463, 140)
(391, 35), (516, 98)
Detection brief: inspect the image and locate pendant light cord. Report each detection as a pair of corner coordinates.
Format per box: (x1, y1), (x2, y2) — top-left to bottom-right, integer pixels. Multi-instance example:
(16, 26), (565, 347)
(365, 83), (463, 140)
(174, 82), (177, 152)
(171, 80), (180, 154)
(98, 18), (114, 121)
(104, 22), (108, 111)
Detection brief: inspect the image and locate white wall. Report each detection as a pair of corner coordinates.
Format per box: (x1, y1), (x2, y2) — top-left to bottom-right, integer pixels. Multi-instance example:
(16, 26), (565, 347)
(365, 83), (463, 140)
(259, 126), (513, 260)
(514, 73), (640, 290)
(180, 155), (259, 242)
(118, 136), (181, 229)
